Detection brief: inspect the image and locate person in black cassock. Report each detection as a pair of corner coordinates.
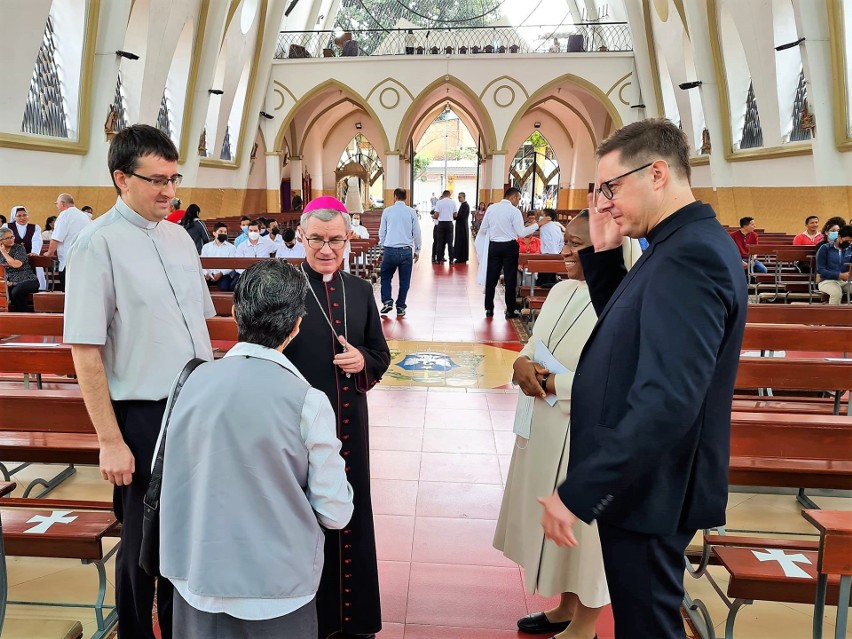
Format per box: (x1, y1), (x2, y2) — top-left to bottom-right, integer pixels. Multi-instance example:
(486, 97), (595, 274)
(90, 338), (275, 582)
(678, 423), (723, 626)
(284, 195), (391, 639)
(453, 192), (470, 263)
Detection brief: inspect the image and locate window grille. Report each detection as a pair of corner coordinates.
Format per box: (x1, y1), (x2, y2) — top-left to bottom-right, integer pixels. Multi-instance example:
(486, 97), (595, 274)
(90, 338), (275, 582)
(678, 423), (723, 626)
(740, 80), (763, 149)
(21, 14), (69, 138)
(111, 73), (128, 133)
(220, 124), (232, 161)
(156, 91), (172, 139)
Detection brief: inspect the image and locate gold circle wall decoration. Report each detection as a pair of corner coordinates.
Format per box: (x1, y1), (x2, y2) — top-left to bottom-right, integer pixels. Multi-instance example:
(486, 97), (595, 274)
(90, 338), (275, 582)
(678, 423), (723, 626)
(379, 87), (400, 109)
(494, 85), (515, 108)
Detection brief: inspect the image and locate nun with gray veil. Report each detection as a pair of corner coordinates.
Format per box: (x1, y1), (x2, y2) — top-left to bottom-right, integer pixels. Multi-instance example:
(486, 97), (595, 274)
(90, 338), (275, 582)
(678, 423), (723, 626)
(158, 259), (354, 638)
(493, 211), (641, 639)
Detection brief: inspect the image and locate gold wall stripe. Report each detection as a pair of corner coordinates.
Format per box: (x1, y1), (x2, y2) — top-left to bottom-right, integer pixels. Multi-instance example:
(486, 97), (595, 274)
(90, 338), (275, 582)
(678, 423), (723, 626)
(827, 0), (852, 150)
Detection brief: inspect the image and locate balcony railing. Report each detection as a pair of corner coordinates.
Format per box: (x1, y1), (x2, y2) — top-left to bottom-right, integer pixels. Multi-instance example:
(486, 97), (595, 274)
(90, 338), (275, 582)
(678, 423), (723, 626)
(274, 24), (632, 60)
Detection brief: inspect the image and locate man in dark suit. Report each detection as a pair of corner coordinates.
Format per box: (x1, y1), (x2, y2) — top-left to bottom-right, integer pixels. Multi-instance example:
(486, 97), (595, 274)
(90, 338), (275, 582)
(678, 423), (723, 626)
(538, 119), (747, 638)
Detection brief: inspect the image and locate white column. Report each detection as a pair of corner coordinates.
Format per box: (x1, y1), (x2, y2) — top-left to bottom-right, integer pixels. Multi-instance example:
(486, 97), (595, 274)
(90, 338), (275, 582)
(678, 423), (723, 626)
(623, 0), (661, 117)
(289, 156), (303, 196)
(490, 153), (507, 198)
(795, 1), (848, 184)
(385, 153), (401, 188)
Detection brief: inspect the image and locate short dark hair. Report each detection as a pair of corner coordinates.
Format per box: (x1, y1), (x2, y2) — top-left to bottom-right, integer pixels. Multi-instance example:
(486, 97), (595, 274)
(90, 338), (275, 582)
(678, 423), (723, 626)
(739, 217), (754, 228)
(596, 118), (691, 182)
(240, 216), (251, 223)
(107, 124), (179, 194)
(839, 225), (852, 239)
(504, 187), (521, 199)
(233, 260), (307, 348)
(393, 188), (407, 201)
(214, 222), (227, 232)
(81, 205), (93, 213)
(441, 190), (451, 198)
(45, 215), (57, 230)
(283, 228), (296, 242)
(805, 215), (819, 224)
(248, 219), (261, 230)
(458, 192), (466, 198)
(542, 208), (555, 220)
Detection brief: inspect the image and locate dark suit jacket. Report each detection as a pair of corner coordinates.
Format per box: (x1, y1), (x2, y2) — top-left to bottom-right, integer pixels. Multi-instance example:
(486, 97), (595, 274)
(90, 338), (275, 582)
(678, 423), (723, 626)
(559, 201), (747, 535)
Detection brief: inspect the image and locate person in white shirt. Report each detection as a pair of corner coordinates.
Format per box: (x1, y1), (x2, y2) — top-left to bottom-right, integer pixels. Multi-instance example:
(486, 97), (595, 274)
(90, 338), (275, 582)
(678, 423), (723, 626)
(201, 222), (238, 290)
(234, 216), (252, 247)
(235, 220), (276, 275)
(433, 190), (457, 263)
(343, 212), (370, 273)
(276, 228), (307, 259)
(537, 209), (565, 287)
(267, 219), (284, 246)
(478, 187), (543, 318)
(44, 193), (92, 290)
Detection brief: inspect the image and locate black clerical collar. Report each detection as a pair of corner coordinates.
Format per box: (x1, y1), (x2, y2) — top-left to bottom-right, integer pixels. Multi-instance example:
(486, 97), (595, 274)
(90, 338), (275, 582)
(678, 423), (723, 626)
(301, 261), (342, 282)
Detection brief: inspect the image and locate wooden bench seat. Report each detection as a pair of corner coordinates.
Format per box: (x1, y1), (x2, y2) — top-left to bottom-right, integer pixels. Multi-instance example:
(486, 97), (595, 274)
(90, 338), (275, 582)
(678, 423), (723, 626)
(746, 305), (852, 326)
(0, 432), (99, 466)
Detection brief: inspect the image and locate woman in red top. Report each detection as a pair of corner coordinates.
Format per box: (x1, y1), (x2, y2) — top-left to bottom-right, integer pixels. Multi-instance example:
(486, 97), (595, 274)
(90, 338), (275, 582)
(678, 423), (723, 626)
(518, 234), (541, 254)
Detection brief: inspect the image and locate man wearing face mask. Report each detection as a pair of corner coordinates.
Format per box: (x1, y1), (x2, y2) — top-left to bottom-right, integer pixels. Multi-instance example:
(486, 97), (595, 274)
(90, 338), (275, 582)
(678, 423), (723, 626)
(268, 219), (283, 246)
(201, 222), (238, 291)
(815, 225), (852, 304)
(235, 220), (276, 262)
(276, 228), (306, 259)
(234, 215), (252, 247)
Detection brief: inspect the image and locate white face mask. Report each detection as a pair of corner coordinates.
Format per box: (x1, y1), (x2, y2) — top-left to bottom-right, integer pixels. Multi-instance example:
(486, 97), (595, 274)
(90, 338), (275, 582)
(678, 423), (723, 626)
(352, 219), (360, 226)
(248, 231), (260, 241)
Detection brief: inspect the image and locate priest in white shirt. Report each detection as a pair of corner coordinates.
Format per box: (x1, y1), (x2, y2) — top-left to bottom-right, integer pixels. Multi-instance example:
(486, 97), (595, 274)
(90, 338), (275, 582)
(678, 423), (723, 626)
(276, 228), (306, 259)
(201, 222), (238, 291)
(44, 193), (91, 290)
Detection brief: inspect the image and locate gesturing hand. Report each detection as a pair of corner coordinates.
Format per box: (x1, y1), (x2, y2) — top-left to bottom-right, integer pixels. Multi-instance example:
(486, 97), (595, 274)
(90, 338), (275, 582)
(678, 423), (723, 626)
(538, 491), (578, 547)
(512, 356), (548, 399)
(333, 335), (366, 374)
(587, 191), (624, 252)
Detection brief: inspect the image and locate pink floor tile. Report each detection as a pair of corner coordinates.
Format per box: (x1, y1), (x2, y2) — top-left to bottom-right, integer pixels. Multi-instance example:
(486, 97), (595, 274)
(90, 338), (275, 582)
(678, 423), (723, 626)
(494, 430), (518, 456)
(371, 427), (425, 452)
(419, 452), (502, 484)
(371, 450), (422, 480)
(423, 407), (493, 430)
(412, 517), (515, 568)
(378, 560), (411, 624)
(402, 625), (523, 638)
(371, 479), (419, 516)
(485, 394), (520, 411)
(415, 481), (505, 520)
(490, 410), (517, 431)
(425, 391), (490, 411)
(370, 389), (429, 408)
(422, 429), (496, 454)
(371, 405), (426, 428)
(406, 563), (528, 629)
(376, 622), (405, 638)
(375, 514), (415, 562)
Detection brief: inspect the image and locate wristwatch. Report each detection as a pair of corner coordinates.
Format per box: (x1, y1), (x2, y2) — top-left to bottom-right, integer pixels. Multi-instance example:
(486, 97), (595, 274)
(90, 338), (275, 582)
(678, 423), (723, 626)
(540, 373), (551, 393)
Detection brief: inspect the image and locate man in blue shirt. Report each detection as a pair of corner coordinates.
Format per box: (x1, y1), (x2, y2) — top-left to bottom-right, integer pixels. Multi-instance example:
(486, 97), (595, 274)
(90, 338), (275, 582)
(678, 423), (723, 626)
(378, 188), (421, 317)
(815, 224), (852, 304)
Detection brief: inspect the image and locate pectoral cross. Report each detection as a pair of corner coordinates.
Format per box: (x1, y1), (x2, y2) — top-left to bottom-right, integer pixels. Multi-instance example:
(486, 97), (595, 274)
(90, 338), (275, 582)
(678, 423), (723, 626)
(24, 510), (77, 534)
(752, 548), (812, 579)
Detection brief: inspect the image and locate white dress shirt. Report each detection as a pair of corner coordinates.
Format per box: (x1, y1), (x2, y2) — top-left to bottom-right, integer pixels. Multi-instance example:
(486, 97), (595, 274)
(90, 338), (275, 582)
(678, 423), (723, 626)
(52, 207), (92, 270)
(539, 220), (565, 254)
(200, 240), (237, 276)
(479, 199), (538, 242)
(275, 242), (306, 259)
(235, 236), (276, 258)
(434, 197), (456, 222)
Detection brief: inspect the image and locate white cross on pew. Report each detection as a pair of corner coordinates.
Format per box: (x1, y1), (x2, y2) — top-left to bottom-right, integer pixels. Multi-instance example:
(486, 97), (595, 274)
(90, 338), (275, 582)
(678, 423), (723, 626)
(24, 510), (77, 534)
(752, 548), (812, 578)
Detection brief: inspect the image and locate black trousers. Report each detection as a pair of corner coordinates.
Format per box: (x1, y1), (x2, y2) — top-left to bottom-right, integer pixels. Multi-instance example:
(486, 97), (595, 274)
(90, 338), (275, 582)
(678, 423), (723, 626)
(7, 279), (39, 311)
(484, 240), (520, 313)
(435, 221), (454, 261)
(112, 400), (173, 639)
(431, 226), (439, 262)
(598, 522), (695, 639)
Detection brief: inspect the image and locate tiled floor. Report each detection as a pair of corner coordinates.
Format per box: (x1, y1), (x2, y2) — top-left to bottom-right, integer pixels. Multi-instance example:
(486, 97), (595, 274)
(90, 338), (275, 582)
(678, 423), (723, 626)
(2, 229), (850, 637)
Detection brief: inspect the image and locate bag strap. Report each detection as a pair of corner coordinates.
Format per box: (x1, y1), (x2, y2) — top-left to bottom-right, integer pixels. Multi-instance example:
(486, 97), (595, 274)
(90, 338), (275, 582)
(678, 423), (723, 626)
(143, 358), (206, 511)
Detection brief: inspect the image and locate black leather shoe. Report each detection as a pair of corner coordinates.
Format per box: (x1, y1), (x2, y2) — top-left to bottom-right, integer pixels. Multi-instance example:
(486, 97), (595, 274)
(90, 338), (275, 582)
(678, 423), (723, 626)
(505, 311), (520, 319)
(485, 310), (494, 317)
(517, 612), (571, 634)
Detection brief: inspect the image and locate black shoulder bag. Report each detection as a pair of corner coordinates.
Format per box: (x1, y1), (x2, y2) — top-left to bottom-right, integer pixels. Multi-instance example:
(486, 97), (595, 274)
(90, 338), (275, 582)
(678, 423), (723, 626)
(139, 357), (205, 577)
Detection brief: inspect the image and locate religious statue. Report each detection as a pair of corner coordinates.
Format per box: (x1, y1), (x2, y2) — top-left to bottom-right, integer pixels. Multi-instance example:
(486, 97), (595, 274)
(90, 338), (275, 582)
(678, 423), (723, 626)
(197, 128), (207, 156)
(800, 102), (815, 137)
(345, 175), (364, 214)
(700, 128), (712, 155)
(104, 104), (120, 140)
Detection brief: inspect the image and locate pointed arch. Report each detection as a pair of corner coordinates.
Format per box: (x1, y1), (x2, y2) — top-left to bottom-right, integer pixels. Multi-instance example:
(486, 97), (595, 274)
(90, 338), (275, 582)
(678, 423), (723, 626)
(273, 78), (391, 154)
(499, 73), (624, 152)
(394, 75), (497, 154)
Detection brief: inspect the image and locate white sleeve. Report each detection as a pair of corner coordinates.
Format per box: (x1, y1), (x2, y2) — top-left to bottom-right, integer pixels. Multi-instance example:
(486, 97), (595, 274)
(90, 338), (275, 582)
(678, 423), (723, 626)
(301, 389), (354, 529)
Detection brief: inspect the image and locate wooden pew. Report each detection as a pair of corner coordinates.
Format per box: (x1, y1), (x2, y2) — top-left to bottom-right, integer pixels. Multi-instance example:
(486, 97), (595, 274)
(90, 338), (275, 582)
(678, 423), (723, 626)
(32, 291), (64, 313)
(0, 495), (118, 637)
(804, 509), (852, 638)
(746, 305), (852, 327)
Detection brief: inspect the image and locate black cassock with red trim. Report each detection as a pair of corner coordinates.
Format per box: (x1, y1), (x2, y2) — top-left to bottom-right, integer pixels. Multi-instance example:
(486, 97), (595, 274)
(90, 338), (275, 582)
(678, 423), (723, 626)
(286, 262), (391, 638)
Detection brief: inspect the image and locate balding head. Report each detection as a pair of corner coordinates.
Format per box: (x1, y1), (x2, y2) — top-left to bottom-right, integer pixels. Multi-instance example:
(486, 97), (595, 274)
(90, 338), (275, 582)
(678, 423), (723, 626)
(55, 193), (74, 212)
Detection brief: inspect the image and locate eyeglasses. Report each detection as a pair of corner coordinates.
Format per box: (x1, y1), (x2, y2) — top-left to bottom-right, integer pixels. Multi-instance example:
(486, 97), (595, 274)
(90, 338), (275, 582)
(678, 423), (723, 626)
(129, 172), (183, 189)
(306, 237), (346, 250)
(597, 162), (653, 200)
